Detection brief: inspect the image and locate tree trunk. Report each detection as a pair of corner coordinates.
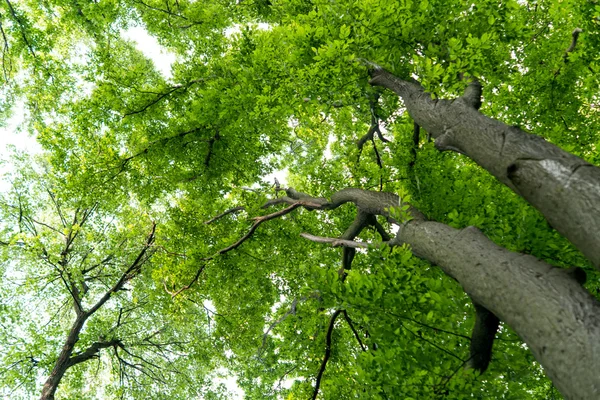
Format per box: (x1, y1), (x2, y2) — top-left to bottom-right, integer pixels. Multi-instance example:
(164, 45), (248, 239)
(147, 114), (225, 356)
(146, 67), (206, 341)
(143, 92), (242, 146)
(40, 313), (87, 400)
(392, 219), (600, 400)
(297, 186), (600, 399)
(369, 67), (600, 269)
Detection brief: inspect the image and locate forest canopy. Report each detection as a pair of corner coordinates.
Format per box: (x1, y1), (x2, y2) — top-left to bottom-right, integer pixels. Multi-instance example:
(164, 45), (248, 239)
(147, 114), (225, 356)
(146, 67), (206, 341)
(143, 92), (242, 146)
(1, 0), (600, 399)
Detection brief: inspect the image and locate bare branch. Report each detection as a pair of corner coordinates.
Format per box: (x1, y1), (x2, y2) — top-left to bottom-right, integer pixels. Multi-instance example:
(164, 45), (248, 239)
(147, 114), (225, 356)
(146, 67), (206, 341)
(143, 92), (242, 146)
(171, 202), (316, 297)
(5, 0), (36, 59)
(204, 206), (245, 224)
(342, 311), (366, 351)
(312, 309), (343, 400)
(300, 233), (369, 249)
(87, 223), (156, 316)
(68, 339), (122, 367)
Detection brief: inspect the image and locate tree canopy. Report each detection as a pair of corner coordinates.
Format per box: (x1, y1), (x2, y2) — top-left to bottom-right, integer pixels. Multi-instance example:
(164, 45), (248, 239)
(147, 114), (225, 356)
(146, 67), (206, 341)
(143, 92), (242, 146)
(1, 0), (600, 399)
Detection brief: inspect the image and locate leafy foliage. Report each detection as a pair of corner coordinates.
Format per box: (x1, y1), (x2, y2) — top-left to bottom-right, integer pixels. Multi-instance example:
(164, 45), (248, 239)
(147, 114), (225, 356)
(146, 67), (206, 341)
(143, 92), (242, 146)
(1, 0), (599, 398)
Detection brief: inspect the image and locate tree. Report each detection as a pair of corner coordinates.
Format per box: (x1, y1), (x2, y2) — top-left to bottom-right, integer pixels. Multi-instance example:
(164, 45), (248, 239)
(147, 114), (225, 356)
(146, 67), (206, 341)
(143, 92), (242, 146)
(1, 0), (600, 399)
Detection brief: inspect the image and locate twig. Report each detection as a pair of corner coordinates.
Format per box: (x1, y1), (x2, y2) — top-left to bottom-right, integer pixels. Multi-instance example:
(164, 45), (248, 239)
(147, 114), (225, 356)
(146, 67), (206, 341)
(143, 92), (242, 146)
(123, 80), (201, 117)
(276, 365), (297, 390)
(87, 223), (156, 316)
(204, 206), (245, 224)
(0, 20), (10, 82)
(402, 323), (464, 362)
(258, 298), (301, 358)
(166, 263), (206, 298)
(171, 202), (317, 297)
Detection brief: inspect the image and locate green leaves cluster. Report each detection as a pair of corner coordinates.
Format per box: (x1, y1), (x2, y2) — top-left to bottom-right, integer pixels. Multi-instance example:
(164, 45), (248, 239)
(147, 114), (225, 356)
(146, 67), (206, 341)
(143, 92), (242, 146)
(1, 0), (599, 398)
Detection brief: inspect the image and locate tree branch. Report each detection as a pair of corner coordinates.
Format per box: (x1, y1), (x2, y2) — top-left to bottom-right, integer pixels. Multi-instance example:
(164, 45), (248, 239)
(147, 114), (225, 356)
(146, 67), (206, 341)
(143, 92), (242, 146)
(258, 298), (301, 358)
(204, 206), (245, 224)
(170, 202), (318, 297)
(203, 132), (220, 167)
(467, 303), (500, 373)
(343, 311), (366, 351)
(68, 339), (122, 367)
(87, 222), (156, 316)
(5, 0), (36, 59)
(564, 28), (583, 61)
(312, 309), (343, 400)
(123, 80), (200, 117)
(300, 233), (369, 249)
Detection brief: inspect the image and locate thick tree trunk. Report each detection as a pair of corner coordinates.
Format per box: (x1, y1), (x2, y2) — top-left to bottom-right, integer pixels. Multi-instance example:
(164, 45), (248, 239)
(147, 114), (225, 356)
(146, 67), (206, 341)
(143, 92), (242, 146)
(392, 219), (600, 400)
(369, 67), (600, 269)
(295, 187), (600, 399)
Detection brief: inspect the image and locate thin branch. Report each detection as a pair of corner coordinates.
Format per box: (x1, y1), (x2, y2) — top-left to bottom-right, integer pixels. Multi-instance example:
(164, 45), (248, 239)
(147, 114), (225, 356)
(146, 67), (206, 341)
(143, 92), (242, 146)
(171, 202), (317, 297)
(87, 223), (156, 316)
(259, 299), (301, 358)
(402, 323), (464, 362)
(123, 80), (201, 117)
(342, 311), (366, 351)
(434, 357), (471, 396)
(166, 263), (206, 298)
(1, 200), (65, 235)
(0, 19), (11, 83)
(312, 309), (343, 400)
(5, 0), (36, 59)
(217, 202), (314, 254)
(409, 122), (420, 169)
(301, 232), (370, 249)
(383, 310), (471, 341)
(68, 339), (122, 367)
(116, 127), (206, 172)
(371, 138), (383, 169)
(46, 189), (67, 227)
(276, 365), (297, 390)
(204, 206), (245, 224)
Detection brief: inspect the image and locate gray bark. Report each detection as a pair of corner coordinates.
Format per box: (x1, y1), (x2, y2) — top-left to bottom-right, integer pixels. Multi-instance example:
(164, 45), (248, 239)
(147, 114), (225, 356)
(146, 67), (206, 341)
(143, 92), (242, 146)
(296, 187), (600, 399)
(369, 67), (600, 269)
(392, 220), (600, 400)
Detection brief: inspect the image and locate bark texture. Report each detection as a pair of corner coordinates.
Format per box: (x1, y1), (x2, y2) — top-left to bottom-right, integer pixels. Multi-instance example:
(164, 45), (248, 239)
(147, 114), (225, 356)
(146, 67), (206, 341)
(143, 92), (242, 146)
(392, 220), (600, 400)
(295, 187), (600, 399)
(369, 67), (600, 269)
